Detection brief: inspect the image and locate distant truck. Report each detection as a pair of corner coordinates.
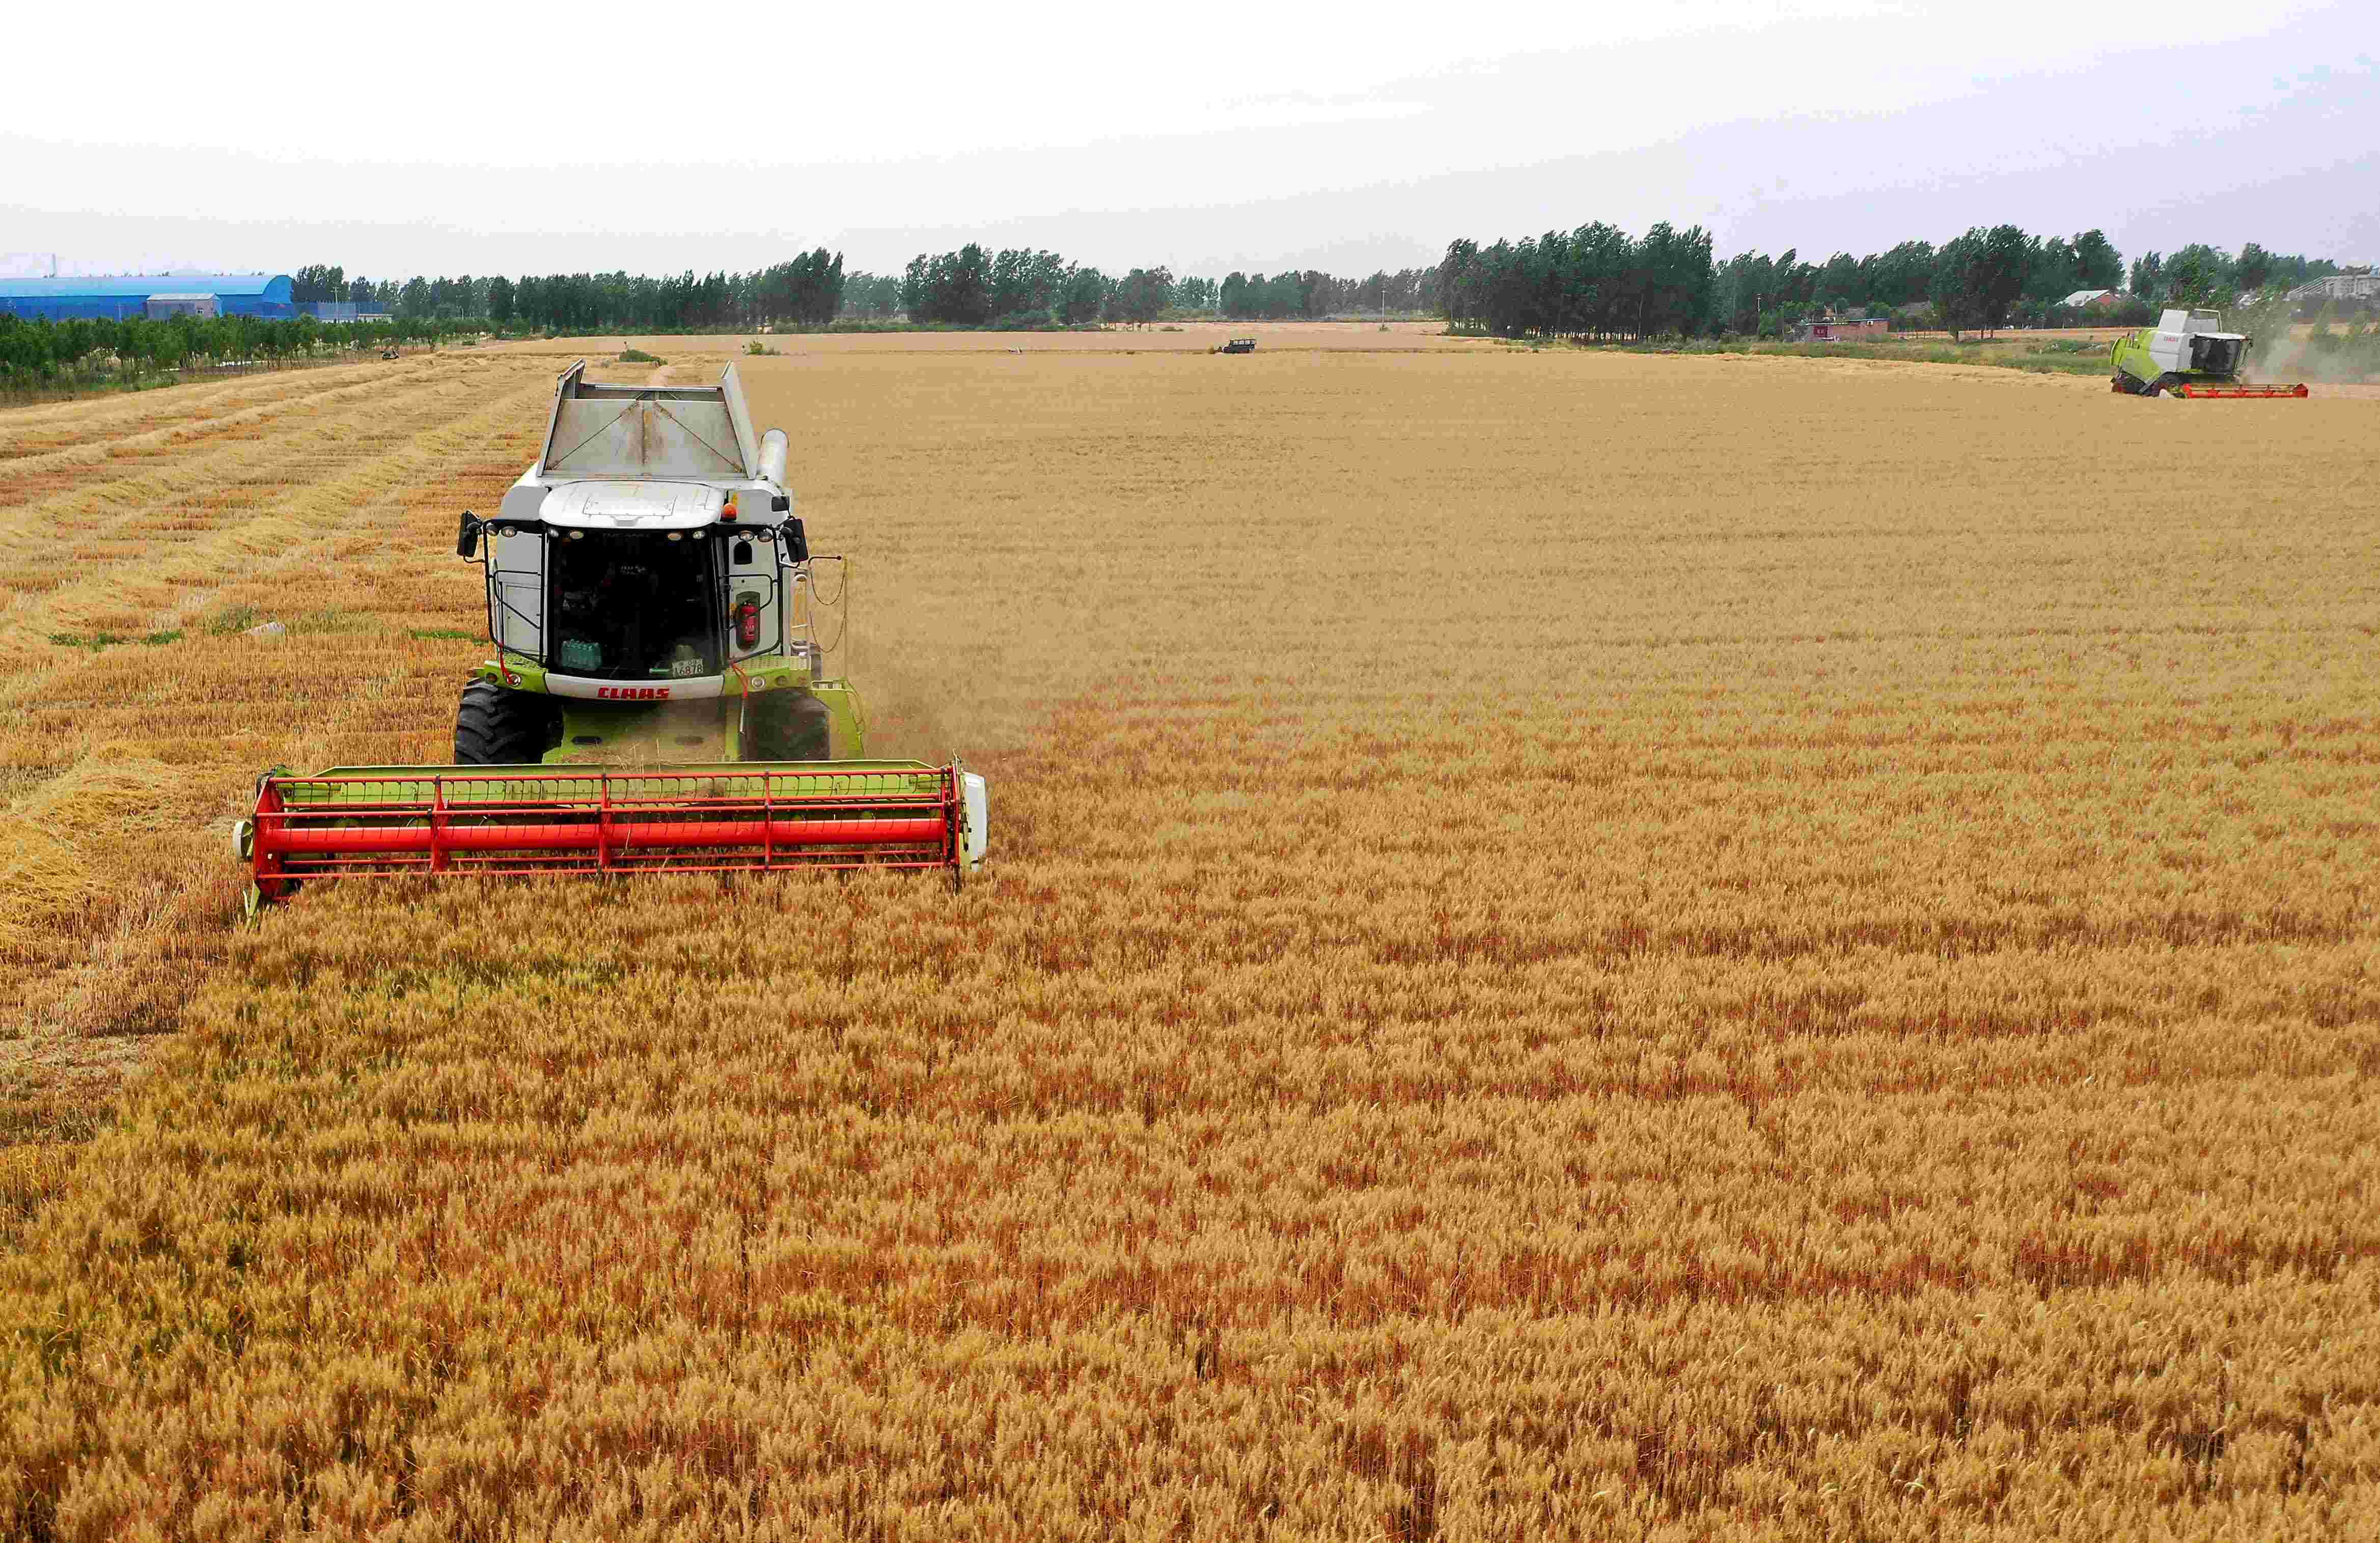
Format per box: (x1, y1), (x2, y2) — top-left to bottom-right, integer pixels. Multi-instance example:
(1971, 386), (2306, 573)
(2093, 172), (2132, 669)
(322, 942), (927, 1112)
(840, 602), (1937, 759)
(1216, 337), (1256, 354)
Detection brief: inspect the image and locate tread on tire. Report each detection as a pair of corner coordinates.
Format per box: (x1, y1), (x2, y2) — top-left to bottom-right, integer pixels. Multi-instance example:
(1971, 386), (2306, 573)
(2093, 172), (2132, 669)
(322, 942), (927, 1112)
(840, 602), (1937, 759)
(454, 680), (559, 764)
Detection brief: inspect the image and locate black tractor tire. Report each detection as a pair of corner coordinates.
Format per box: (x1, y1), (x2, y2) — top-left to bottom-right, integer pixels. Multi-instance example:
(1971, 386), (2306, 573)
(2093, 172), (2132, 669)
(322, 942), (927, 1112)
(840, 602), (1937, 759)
(746, 690), (832, 761)
(454, 680), (559, 764)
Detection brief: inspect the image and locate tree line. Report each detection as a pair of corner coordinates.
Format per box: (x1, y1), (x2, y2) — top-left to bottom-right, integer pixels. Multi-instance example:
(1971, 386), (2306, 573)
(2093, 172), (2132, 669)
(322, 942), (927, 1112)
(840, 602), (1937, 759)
(1217, 267), (1437, 319)
(1440, 224), (1718, 340)
(1446, 223), (2352, 340)
(897, 247), (1111, 325)
(887, 245), (1436, 326)
(283, 254), (851, 332)
(0, 310), (478, 388)
(16, 229), (2356, 380)
(284, 247), (1442, 331)
(2127, 243), (2337, 311)
(1715, 232), (2339, 336)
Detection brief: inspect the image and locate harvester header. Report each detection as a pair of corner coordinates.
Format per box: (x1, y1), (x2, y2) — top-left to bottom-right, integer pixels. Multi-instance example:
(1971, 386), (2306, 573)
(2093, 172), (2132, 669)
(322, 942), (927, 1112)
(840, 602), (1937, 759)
(233, 361), (987, 910)
(238, 761), (983, 904)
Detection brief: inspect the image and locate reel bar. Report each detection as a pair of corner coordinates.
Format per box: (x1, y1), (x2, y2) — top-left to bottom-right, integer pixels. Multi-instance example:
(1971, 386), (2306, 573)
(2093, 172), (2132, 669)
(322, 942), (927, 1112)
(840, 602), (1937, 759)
(265, 816), (952, 856)
(243, 761), (965, 900)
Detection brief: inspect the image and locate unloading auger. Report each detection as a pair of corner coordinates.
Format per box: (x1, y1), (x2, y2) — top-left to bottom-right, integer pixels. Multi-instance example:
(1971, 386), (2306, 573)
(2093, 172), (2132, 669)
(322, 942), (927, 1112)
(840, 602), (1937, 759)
(232, 361), (986, 910)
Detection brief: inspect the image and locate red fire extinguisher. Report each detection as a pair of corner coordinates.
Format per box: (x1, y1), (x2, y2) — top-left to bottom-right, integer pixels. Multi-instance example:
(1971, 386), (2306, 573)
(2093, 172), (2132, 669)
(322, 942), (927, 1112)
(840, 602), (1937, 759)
(734, 592), (761, 648)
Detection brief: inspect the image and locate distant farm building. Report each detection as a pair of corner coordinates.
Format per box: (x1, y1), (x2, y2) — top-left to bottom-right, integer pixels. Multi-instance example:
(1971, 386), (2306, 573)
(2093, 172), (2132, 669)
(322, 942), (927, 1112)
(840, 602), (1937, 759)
(302, 301), (392, 323)
(1791, 316), (1889, 341)
(0, 273), (297, 322)
(2058, 289), (2124, 311)
(2285, 270), (2379, 305)
(143, 293), (219, 319)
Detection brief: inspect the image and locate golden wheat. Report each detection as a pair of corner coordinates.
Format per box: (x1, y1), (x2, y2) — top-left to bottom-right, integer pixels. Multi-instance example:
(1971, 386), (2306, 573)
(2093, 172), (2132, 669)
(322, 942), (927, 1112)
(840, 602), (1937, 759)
(2, 342), (2376, 1538)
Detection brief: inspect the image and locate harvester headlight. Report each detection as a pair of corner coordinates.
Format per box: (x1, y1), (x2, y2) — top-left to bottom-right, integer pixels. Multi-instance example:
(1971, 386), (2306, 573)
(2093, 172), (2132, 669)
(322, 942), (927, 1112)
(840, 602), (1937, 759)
(667, 532), (683, 542)
(568, 530), (584, 540)
(691, 529), (706, 540)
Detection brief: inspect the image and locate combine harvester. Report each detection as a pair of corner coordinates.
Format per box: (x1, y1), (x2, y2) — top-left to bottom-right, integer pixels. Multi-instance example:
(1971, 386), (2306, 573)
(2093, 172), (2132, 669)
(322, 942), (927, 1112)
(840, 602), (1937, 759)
(232, 362), (986, 910)
(2110, 308), (2307, 398)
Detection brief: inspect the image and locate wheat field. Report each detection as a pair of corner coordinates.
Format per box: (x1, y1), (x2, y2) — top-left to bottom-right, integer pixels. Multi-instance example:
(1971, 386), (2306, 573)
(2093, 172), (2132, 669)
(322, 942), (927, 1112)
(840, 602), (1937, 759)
(2, 339), (2376, 1538)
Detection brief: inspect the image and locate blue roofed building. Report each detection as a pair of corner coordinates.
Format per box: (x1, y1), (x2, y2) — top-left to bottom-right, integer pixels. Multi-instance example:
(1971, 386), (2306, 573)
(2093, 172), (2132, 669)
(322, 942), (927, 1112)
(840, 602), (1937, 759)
(0, 274), (297, 322)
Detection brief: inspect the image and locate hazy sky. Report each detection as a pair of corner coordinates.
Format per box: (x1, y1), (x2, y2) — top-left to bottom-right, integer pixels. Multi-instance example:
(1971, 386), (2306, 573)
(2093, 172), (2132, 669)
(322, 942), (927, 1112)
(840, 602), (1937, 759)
(3, 1), (2372, 281)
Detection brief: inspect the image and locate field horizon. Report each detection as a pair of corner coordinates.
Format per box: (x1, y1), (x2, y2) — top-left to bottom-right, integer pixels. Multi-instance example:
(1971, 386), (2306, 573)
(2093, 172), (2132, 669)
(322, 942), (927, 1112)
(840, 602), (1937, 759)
(4, 339), (2376, 1537)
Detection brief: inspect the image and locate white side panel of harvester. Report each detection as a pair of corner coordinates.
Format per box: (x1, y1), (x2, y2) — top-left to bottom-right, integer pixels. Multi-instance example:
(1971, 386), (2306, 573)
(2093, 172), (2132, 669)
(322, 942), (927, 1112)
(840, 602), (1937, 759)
(488, 525), (545, 656)
(2144, 314), (2191, 375)
(725, 530), (783, 665)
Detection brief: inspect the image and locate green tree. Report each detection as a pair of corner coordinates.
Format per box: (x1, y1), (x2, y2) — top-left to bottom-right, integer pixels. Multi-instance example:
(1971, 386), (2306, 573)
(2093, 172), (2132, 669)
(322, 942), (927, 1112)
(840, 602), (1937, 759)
(839, 272), (901, 319)
(1817, 251), (1864, 310)
(2025, 235), (2076, 304)
(2127, 251), (2163, 301)
(1967, 226), (2033, 334)
(2162, 244), (2234, 307)
(1637, 223), (1715, 337)
(1930, 232), (1987, 338)
(291, 265), (345, 305)
(2070, 230), (2122, 290)
(2233, 241), (2275, 294)
(1864, 240), (1936, 310)
(114, 317), (150, 381)
(1057, 266), (1106, 325)
(805, 250), (846, 324)
(1110, 267), (1174, 323)
(1713, 250), (1777, 334)
(902, 245), (995, 325)
(1435, 243), (1478, 328)
(985, 249), (1066, 320)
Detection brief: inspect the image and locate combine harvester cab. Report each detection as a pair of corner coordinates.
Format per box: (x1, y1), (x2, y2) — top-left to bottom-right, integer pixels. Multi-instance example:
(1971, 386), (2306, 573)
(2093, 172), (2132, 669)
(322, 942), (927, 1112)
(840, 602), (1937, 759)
(233, 361), (987, 910)
(2110, 308), (2308, 399)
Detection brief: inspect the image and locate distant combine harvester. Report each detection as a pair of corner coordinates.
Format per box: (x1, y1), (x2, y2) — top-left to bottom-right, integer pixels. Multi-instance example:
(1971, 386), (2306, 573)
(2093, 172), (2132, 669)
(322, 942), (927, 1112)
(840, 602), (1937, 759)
(1787, 315), (1890, 342)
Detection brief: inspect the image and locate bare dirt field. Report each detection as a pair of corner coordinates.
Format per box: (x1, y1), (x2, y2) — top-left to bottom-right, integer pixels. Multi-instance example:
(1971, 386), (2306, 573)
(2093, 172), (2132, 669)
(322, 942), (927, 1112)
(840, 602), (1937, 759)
(3, 345), (2376, 1537)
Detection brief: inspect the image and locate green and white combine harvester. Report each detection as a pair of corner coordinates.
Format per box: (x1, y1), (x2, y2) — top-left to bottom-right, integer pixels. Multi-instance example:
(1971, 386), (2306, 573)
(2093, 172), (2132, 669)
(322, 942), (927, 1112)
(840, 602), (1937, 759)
(233, 361), (987, 910)
(2109, 308), (2307, 399)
